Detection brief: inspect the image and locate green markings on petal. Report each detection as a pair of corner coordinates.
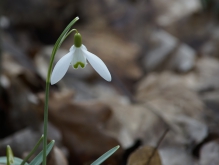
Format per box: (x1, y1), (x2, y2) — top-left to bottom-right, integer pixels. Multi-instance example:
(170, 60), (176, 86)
(71, 47), (87, 69)
(74, 33), (82, 47)
(73, 62), (85, 69)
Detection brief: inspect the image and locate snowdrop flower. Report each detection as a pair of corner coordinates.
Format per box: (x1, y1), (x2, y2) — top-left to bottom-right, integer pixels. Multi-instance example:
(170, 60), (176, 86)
(50, 32), (111, 85)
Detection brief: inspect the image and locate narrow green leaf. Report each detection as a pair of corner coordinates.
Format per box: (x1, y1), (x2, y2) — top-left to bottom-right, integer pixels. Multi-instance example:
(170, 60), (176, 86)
(21, 135), (44, 165)
(6, 146), (14, 165)
(29, 140), (55, 165)
(91, 145), (120, 165)
(0, 157), (29, 165)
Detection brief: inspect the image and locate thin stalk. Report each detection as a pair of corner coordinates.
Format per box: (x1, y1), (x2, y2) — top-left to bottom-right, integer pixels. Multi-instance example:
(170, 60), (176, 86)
(42, 16), (79, 165)
(146, 128), (169, 165)
(21, 135), (44, 165)
(0, 19), (2, 95)
(65, 29), (78, 38)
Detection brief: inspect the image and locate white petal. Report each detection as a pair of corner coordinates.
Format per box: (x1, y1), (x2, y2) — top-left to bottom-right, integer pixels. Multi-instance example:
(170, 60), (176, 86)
(82, 49), (111, 81)
(69, 45), (76, 52)
(81, 44), (87, 50)
(50, 51), (73, 85)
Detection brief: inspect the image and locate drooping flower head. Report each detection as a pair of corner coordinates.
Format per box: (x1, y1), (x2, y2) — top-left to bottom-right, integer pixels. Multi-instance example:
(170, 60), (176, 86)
(50, 31), (111, 85)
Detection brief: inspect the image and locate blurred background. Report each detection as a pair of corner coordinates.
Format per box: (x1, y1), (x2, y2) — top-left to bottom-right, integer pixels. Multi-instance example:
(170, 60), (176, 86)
(0, 0), (219, 165)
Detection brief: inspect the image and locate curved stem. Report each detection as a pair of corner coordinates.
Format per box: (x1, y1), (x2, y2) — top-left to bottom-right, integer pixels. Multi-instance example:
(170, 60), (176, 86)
(66, 29), (78, 36)
(42, 17), (79, 165)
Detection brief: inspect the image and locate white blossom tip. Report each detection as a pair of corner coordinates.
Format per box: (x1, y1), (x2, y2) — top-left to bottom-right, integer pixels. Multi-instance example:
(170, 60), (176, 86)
(103, 73), (112, 82)
(82, 49), (112, 82)
(107, 75), (112, 82)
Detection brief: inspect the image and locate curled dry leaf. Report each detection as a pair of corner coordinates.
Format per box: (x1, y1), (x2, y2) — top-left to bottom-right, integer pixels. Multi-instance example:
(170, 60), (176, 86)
(127, 146), (162, 165)
(135, 72), (207, 145)
(103, 95), (167, 148)
(37, 90), (122, 165)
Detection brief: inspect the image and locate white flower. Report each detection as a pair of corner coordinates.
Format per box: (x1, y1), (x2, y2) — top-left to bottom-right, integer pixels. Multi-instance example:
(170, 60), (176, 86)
(50, 44), (111, 85)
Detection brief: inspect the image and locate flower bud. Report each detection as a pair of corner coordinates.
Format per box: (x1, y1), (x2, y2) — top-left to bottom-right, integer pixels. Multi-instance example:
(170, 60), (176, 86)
(74, 32), (82, 47)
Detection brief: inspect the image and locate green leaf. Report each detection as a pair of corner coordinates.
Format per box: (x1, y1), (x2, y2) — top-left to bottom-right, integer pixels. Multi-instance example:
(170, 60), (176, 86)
(29, 140), (55, 165)
(21, 135), (44, 165)
(0, 157), (29, 165)
(6, 146), (14, 165)
(91, 145), (120, 165)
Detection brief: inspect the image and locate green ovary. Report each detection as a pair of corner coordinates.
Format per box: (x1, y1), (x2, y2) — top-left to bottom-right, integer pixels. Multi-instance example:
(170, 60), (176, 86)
(73, 62), (85, 69)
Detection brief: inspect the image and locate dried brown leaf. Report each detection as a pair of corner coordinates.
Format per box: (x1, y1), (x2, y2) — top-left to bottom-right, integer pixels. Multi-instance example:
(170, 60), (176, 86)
(127, 146), (162, 165)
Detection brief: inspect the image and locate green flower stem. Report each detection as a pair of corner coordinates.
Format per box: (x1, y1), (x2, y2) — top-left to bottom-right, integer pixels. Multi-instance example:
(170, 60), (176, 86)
(21, 135), (44, 165)
(65, 29), (78, 38)
(42, 16), (79, 165)
(0, 23), (3, 95)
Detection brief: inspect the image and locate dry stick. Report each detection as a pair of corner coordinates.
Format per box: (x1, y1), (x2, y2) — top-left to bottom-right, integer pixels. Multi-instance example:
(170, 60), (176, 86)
(146, 128), (169, 165)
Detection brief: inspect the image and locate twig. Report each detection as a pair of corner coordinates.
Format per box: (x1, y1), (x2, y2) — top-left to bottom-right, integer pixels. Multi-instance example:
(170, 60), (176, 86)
(146, 128), (169, 165)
